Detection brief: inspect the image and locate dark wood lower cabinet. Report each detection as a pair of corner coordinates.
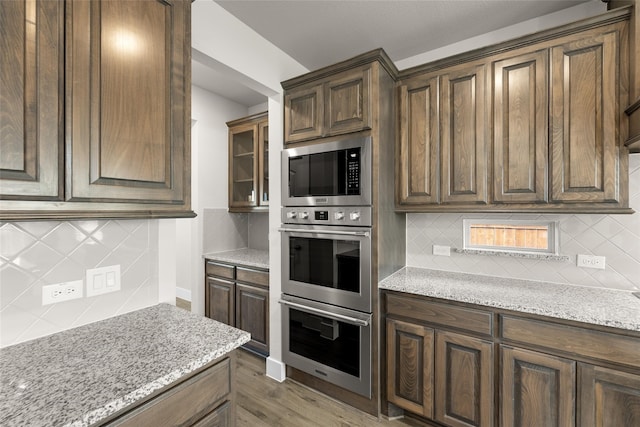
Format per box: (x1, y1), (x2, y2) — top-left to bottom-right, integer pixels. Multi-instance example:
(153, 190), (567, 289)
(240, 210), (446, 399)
(386, 318), (434, 418)
(383, 290), (640, 427)
(207, 277), (235, 326)
(104, 354), (235, 427)
(580, 364), (640, 427)
(501, 346), (576, 427)
(435, 332), (493, 427)
(205, 260), (269, 356)
(235, 283), (269, 355)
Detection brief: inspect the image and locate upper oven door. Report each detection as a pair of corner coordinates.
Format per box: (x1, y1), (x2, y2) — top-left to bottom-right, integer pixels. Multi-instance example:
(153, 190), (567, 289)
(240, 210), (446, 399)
(280, 224), (372, 313)
(282, 136), (372, 206)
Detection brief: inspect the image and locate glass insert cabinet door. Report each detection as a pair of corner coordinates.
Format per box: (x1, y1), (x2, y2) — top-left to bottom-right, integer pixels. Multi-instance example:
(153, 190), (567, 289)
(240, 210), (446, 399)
(227, 111), (268, 212)
(229, 124), (257, 207)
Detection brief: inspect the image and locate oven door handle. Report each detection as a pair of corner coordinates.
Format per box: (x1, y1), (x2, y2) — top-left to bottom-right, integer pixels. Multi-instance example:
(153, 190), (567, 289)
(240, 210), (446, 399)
(278, 228), (370, 237)
(279, 299), (370, 327)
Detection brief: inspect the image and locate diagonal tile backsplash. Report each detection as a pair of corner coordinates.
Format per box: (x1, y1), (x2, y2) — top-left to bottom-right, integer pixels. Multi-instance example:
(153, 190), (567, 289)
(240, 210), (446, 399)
(407, 154), (640, 292)
(0, 220), (159, 348)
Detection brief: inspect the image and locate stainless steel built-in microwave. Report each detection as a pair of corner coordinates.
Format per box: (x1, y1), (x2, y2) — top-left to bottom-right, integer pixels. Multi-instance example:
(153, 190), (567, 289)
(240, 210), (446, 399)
(282, 136), (372, 207)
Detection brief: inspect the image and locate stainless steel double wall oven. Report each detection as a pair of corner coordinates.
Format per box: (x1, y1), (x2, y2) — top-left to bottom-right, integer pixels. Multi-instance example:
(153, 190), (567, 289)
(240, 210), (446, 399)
(280, 136), (373, 397)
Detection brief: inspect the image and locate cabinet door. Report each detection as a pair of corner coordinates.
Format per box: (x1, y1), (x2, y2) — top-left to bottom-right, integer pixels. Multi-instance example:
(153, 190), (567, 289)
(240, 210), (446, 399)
(235, 283), (269, 355)
(325, 68), (371, 136)
(207, 278), (235, 326)
(386, 318), (434, 418)
(258, 121), (269, 206)
(493, 50), (549, 203)
(440, 64), (489, 205)
(66, 0), (189, 204)
(435, 331), (493, 427)
(579, 364), (640, 427)
(501, 346), (575, 427)
(229, 123), (258, 209)
(0, 0), (63, 199)
(397, 75), (440, 205)
(284, 84), (323, 143)
(550, 30), (621, 203)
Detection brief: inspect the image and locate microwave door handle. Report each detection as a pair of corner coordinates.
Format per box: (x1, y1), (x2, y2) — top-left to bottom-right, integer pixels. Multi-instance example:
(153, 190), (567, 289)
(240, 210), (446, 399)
(279, 299), (370, 327)
(278, 228), (370, 237)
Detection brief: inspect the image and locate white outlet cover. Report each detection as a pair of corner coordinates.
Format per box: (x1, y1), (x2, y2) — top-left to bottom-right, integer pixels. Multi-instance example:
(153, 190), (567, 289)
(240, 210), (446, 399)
(433, 245), (451, 256)
(576, 254), (606, 270)
(42, 280), (84, 305)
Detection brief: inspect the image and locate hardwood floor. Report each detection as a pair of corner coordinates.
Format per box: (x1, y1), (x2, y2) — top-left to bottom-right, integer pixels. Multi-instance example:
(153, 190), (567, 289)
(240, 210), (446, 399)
(236, 350), (424, 427)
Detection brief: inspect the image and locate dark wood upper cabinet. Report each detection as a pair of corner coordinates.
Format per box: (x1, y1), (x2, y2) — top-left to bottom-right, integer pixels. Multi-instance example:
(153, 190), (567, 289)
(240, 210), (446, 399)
(227, 112), (268, 212)
(0, 0), (192, 220)
(550, 29), (623, 204)
(440, 63), (489, 206)
(395, 8), (632, 213)
(283, 62), (376, 144)
(0, 0), (63, 200)
(397, 75), (440, 205)
(493, 50), (549, 204)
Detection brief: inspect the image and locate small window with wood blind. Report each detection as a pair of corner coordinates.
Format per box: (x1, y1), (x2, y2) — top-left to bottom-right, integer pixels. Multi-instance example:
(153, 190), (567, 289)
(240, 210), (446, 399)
(463, 219), (558, 255)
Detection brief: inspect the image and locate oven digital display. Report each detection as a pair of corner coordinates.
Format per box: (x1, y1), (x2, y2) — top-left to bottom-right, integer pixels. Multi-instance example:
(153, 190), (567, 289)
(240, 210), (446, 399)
(315, 211), (328, 220)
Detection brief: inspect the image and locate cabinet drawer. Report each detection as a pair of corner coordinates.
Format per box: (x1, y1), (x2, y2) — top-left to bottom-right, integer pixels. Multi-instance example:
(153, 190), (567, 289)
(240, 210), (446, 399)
(501, 315), (640, 369)
(192, 401), (231, 427)
(385, 293), (493, 336)
(108, 357), (231, 426)
(206, 262), (235, 280)
(236, 267), (269, 288)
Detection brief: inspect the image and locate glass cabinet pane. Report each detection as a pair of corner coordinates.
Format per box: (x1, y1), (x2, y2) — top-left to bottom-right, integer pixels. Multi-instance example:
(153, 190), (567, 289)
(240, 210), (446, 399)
(231, 128), (256, 205)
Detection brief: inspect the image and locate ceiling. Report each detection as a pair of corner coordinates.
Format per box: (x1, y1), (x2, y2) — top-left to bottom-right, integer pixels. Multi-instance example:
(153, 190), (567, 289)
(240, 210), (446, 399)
(193, 0), (596, 107)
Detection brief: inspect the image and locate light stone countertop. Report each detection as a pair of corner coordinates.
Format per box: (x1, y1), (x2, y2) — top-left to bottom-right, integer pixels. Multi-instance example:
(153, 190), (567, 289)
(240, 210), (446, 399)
(379, 267), (640, 332)
(203, 248), (269, 270)
(0, 303), (250, 427)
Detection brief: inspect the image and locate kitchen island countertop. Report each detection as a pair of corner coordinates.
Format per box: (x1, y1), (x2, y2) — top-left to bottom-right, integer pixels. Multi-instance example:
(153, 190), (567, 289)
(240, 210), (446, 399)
(0, 303), (250, 427)
(380, 267), (640, 332)
(203, 248), (269, 270)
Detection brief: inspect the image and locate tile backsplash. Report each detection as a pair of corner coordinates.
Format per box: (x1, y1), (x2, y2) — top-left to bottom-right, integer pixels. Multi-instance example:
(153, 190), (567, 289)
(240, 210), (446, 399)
(407, 154), (640, 292)
(0, 220), (159, 348)
(202, 208), (269, 253)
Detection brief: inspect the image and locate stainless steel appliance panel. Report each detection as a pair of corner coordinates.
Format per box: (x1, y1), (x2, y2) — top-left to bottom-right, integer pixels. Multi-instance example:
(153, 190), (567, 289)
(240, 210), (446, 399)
(280, 295), (372, 397)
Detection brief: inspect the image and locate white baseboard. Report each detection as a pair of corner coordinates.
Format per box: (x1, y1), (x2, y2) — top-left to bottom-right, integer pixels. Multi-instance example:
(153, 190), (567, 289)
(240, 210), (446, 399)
(266, 357), (286, 382)
(176, 287), (192, 302)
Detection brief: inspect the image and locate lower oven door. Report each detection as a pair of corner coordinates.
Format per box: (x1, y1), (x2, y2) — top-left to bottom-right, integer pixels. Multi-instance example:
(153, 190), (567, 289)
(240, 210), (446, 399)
(280, 295), (372, 398)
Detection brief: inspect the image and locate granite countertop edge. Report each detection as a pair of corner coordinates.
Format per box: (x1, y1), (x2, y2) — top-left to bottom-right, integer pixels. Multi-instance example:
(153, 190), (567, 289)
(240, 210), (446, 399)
(203, 248), (269, 270)
(0, 303), (251, 427)
(76, 338), (248, 427)
(379, 267), (640, 333)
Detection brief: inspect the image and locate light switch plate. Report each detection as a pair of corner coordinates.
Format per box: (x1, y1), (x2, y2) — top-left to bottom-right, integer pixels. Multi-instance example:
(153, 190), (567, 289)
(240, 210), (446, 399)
(86, 265), (121, 297)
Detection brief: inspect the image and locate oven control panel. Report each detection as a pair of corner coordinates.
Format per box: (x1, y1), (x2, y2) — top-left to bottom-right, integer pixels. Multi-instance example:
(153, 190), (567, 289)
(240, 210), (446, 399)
(282, 207), (372, 227)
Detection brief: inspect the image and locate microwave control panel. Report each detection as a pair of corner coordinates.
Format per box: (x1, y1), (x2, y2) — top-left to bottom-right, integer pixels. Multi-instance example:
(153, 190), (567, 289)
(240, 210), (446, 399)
(282, 207), (372, 227)
(346, 148), (360, 195)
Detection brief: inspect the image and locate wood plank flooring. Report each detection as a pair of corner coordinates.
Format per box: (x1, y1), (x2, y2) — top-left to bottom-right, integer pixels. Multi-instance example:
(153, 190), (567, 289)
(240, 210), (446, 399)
(236, 350), (424, 427)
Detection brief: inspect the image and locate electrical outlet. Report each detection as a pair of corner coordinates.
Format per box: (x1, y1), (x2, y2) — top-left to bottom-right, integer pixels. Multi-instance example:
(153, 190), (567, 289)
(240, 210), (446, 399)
(433, 245), (451, 256)
(42, 280), (83, 305)
(577, 254), (606, 270)
(86, 265), (121, 297)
